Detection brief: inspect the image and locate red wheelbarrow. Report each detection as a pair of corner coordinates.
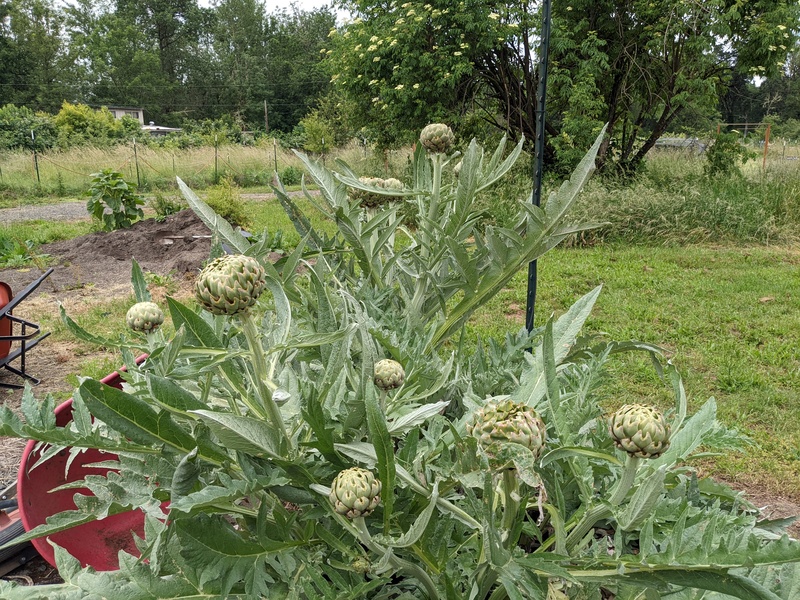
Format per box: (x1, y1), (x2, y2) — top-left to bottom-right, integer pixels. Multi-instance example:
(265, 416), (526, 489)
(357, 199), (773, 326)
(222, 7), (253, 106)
(9, 355), (151, 572)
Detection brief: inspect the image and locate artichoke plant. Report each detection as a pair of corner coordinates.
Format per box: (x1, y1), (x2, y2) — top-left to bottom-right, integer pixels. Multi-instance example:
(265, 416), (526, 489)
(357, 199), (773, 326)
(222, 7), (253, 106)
(125, 301), (164, 333)
(420, 123), (455, 154)
(374, 359), (405, 391)
(194, 254), (267, 316)
(467, 398), (547, 459)
(609, 403), (671, 459)
(329, 467), (382, 519)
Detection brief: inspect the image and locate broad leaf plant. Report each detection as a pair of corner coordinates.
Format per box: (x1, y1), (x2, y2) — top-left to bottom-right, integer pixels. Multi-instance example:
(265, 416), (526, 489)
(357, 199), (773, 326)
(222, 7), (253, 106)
(2, 125), (800, 599)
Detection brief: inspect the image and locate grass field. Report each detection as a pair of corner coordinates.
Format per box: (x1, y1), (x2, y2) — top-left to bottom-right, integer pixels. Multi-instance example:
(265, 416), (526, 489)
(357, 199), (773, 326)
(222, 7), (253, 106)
(0, 140), (413, 204)
(4, 142), (800, 500)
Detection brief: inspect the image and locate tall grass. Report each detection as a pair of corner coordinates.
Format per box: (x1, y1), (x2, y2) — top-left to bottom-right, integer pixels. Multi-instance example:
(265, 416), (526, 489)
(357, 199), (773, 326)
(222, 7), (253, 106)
(0, 140), (415, 205)
(560, 150), (800, 245)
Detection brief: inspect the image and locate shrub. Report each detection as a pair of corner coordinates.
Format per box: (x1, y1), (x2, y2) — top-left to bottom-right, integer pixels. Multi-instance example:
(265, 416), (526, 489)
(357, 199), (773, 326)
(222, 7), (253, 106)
(0, 104), (57, 151)
(704, 131), (755, 177)
(54, 102), (136, 147)
(86, 169), (144, 231)
(279, 165), (303, 186)
(149, 192), (186, 221)
(203, 177), (250, 228)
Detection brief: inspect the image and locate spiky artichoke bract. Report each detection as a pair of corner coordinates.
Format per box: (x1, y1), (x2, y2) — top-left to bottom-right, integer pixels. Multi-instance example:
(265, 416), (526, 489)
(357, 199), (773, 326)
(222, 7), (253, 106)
(126, 301), (164, 333)
(467, 398), (547, 459)
(329, 467), (382, 519)
(420, 123), (455, 154)
(195, 254), (267, 316)
(374, 359), (405, 391)
(609, 404), (671, 459)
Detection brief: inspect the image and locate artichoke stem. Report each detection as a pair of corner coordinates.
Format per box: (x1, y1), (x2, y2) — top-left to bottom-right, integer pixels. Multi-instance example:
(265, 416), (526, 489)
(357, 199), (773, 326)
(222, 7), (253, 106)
(501, 470), (519, 548)
(564, 504), (611, 552)
(609, 454), (641, 506)
(564, 454), (641, 551)
(354, 518), (440, 599)
(241, 312), (291, 454)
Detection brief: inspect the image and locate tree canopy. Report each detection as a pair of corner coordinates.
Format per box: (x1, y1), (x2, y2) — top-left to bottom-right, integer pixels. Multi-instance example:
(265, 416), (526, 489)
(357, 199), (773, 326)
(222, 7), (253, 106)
(1, 0), (335, 131)
(329, 0), (800, 171)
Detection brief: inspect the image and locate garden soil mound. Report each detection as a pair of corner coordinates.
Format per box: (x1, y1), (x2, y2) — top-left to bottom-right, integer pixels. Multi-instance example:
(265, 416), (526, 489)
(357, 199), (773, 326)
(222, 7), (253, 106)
(0, 209), (212, 296)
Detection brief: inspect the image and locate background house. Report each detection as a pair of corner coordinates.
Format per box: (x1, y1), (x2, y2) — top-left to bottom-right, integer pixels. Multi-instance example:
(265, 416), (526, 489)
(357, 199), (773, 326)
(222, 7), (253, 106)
(106, 106), (145, 125)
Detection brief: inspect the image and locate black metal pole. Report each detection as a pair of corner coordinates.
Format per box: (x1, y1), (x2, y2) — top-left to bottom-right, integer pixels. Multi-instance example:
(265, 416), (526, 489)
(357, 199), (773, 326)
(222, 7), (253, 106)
(133, 137), (140, 187)
(525, 0), (553, 334)
(31, 130), (40, 185)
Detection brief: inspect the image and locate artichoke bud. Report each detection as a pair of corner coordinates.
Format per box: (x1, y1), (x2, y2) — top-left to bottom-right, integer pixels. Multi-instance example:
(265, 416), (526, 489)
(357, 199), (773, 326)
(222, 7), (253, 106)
(420, 123), (455, 154)
(195, 254), (267, 316)
(329, 467), (382, 519)
(609, 404), (671, 459)
(126, 301), (164, 333)
(374, 359), (405, 391)
(466, 398), (547, 460)
(352, 176), (385, 208)
(351, 557), (371, 574)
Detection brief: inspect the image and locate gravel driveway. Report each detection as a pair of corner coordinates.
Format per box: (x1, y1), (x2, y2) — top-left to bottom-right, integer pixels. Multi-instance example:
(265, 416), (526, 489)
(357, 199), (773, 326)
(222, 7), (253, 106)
(1, 201), (90, 224)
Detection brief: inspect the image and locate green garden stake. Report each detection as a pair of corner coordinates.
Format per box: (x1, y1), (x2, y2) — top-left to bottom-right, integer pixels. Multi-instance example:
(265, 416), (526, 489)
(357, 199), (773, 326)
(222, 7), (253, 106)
(214, 134), (219, 184)
(31, 130), (41, 184)
(133, 137), (141, 187)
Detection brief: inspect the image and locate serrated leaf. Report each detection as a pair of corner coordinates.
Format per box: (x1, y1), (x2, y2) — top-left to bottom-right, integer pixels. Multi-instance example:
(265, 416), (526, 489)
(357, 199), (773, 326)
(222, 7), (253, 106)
(373, 483), (439, 549)
(365, 382), (395, 531)
(176, 514), (300, 597)
(192, 410), (281, 458)
(167, 297), (224, 348)
(80, 378), (200, 455)
(650, 398), (717, 469)
(617, 466), (666, 531)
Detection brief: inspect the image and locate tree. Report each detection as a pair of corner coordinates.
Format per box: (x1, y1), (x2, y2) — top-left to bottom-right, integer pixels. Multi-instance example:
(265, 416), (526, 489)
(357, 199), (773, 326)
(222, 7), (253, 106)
(0, 0), (72, 112)
(330, 0), (800, 172)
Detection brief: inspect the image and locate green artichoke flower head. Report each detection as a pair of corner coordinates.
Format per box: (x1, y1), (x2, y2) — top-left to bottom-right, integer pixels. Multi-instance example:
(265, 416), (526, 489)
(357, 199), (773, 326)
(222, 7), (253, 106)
(126, 301), (164, 333)
(329, 467), (382, 519)
(609, 404), (671, 459)
(195, 254), (267, 316)
(420, 123), (455, 154)
(374, 358), (405, 391)
(351, 176), (384, 209)
(467, 398), (547, 459)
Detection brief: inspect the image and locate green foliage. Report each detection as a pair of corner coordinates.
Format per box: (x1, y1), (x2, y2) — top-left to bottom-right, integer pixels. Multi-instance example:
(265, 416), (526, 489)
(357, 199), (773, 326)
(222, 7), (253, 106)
(0, 235), (48, 268)
(704, 132), (754, 177)
(54, 102), (135, 147)
(0, 104), (57, 150)
(203, 177), (250, 228)
(299, 111), (335, 154)
(279, 165), (303, 186)
(149, 192), (186, 222)
(1, 126), (798, 598)
(85, 169), (144, 231)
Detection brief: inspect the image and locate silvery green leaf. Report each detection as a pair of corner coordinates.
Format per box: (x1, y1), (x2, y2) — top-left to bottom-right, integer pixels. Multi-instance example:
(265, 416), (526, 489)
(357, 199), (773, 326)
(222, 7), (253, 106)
(373, 483), (439, 549)
(617, 466), (666, 531)
(130, 258), (151, 303)
(388, 400), (450, 435)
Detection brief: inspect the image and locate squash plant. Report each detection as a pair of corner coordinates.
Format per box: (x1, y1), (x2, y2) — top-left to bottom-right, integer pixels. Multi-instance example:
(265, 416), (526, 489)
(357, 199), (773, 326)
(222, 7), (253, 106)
(2, 126), (800, 599)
